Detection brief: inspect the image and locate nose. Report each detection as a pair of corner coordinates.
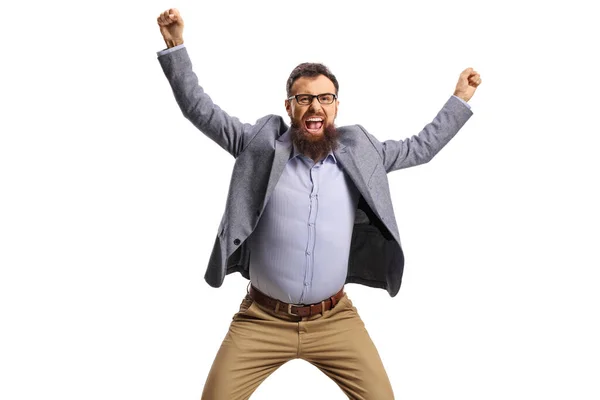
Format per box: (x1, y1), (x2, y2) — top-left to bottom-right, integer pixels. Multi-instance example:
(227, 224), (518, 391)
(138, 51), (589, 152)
(308, 97), (323, 112)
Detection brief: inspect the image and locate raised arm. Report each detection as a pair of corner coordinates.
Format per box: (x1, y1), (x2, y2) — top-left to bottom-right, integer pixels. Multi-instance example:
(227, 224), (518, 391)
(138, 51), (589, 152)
(373, 68), (481, 172)
(157, 8), (254, 157)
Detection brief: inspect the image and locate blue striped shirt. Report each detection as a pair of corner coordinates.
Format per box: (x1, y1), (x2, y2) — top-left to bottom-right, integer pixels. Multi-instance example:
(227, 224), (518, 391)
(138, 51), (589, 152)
(248, 132), (360, 304)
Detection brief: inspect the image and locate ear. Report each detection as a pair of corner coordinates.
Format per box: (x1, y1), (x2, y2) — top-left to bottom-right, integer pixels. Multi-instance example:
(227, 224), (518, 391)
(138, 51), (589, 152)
(285, 99), (292, 118)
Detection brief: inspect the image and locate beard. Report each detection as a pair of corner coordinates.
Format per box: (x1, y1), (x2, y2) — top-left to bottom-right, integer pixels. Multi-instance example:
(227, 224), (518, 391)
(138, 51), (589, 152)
(290, 121), (340, 161)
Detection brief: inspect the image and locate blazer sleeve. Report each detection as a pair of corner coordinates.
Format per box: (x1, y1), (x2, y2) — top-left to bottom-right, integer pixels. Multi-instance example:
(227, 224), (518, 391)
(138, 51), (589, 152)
(362, 96), (473, 173)
(158, 47), (254, 158)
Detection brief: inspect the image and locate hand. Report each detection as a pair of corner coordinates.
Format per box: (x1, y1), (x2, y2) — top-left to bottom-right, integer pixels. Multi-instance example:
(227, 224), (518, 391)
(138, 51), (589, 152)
(453, 68), (482, 102)
(157, 8), (184, 48)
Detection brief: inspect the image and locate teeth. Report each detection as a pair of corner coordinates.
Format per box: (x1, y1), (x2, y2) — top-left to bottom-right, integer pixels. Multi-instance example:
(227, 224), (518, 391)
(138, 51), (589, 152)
(307, 117), (323, 121)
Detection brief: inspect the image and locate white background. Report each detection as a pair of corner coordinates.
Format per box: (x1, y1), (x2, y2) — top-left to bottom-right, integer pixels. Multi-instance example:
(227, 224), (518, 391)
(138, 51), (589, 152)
(1, 0), (599, 399)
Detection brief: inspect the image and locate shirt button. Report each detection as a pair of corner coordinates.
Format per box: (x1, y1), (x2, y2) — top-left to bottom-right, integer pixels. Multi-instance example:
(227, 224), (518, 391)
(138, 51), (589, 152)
(306, 250), (311, 255)
(233, 239), (241, 245)
(308, 222), (314, 227)
(304, 282), (309, 286)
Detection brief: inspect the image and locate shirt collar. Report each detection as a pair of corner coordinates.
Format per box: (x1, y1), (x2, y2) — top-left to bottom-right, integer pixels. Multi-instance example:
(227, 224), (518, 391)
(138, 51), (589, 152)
(291, 143), (337, 164)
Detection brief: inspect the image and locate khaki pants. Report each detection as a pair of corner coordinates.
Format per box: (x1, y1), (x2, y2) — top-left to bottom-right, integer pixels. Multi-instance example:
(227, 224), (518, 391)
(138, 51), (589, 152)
(201, 292), (394, 400)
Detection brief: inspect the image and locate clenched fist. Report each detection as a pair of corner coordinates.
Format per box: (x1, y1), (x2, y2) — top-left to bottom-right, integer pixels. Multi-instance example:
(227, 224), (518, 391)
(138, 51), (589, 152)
(453, 68), (482, 103)
(157, 8), (184, 48)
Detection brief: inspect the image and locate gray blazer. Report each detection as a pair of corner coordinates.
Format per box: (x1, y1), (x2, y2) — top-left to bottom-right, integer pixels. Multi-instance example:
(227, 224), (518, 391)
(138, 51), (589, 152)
(159, 48), (473, 297)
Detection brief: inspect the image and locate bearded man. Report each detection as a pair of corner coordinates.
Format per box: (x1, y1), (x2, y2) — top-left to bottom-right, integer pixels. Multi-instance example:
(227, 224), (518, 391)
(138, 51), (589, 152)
(157, 8), (481, 400)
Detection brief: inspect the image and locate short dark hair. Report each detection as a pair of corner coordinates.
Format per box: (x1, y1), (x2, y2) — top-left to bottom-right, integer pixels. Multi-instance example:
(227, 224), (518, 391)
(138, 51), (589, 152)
(286, 63), (339, 97)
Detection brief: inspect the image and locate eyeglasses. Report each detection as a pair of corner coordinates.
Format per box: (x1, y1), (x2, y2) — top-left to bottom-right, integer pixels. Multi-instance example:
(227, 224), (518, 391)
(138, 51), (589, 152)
(287, 93), (337, 105)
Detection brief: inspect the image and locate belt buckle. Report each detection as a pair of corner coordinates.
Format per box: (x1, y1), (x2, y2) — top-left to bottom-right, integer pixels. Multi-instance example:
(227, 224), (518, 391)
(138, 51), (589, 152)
(287, 302), (304, 316)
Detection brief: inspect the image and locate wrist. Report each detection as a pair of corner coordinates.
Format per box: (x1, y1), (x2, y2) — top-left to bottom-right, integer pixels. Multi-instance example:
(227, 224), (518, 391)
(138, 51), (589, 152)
(453, 91), (469, 103)
(165, 38), (184, 48)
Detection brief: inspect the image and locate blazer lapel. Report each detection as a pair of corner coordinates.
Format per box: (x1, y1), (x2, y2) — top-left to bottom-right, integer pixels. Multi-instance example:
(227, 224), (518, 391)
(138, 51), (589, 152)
(263, 130), (293, 207)
(334, 143), (375, 206)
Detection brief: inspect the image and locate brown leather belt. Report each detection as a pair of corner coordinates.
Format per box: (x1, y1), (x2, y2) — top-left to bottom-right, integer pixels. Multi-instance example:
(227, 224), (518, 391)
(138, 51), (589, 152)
(249, 285), (344, 317)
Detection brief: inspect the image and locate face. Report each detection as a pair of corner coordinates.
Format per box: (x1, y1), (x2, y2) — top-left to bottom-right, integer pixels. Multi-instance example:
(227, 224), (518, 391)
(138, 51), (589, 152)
(285, 75), (339, 141)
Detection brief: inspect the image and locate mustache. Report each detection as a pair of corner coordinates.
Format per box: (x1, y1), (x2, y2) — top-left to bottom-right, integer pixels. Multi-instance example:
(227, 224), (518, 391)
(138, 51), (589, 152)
(303, 113), (326, 120)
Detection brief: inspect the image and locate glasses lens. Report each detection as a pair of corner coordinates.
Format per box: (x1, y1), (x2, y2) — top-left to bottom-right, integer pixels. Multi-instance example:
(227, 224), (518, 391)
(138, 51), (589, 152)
(318, 94), (334, 104)
(296, 95), (311, 105)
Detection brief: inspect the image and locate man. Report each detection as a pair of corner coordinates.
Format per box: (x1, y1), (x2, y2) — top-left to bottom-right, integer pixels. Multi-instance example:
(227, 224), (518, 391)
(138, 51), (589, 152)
(156, 8), (481, 400)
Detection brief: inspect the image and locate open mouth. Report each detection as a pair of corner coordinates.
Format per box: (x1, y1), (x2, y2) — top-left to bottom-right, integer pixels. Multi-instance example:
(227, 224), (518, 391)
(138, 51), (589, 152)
(304, 116), (324, 134)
